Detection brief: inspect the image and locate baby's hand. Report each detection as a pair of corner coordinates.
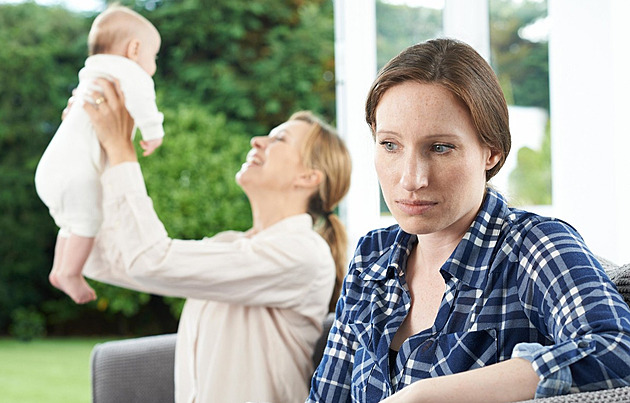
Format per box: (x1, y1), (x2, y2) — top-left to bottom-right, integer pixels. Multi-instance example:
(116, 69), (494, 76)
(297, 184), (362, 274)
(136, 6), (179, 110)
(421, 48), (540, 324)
(140, 138), (163, 156)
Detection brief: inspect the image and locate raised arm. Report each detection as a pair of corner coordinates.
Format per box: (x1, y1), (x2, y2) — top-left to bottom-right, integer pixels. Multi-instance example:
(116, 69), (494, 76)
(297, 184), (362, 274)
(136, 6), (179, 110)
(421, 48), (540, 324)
(83, 78), (137, 166)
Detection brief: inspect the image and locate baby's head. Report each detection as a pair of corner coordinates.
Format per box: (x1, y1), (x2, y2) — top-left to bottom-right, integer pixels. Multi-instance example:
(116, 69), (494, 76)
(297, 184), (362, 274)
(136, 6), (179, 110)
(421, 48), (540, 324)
(88, 5), (161, 76)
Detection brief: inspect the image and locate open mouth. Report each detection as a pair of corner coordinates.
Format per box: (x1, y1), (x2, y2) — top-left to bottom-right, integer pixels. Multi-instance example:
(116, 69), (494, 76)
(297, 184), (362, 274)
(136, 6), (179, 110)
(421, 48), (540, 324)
(245, 151), (263, 166)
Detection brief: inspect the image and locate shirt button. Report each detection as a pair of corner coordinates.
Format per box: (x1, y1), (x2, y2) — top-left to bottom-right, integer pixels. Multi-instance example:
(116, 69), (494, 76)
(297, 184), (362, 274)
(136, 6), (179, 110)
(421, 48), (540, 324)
(578, 340), (590, 348)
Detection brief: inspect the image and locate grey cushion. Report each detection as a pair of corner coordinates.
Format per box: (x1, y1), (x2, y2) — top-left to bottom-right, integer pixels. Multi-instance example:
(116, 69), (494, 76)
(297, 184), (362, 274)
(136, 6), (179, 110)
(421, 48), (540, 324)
(91, 333), (176, 403)
(516, 385), (630, 402)
(599, 256), (630, 307)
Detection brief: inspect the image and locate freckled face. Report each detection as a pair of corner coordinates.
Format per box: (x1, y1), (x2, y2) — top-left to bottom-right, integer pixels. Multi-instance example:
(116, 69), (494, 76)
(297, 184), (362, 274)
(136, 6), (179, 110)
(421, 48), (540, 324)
(374, 82), (500, 238)
(236, 120), (312, 193)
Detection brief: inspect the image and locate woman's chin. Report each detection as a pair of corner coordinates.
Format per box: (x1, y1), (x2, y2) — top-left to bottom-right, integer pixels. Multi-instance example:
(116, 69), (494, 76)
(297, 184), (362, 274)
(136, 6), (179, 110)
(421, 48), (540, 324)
(235, 167), (255, 188)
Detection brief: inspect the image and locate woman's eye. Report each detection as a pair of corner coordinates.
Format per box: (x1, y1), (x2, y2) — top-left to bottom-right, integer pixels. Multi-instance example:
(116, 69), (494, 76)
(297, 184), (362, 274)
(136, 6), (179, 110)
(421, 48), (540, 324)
(380, 141), (397, 151)
(432, 144), (453, 154)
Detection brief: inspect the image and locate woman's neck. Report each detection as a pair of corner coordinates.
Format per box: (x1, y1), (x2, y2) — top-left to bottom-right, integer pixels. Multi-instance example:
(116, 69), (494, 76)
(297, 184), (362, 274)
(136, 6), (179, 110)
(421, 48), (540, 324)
(247, 193), (309, 236)
(414, 224), (469, 272)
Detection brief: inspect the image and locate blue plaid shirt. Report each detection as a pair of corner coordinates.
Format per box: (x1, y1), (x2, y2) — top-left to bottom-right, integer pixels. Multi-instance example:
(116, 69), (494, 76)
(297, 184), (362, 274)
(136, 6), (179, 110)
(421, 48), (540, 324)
(308, 188), (630, 402)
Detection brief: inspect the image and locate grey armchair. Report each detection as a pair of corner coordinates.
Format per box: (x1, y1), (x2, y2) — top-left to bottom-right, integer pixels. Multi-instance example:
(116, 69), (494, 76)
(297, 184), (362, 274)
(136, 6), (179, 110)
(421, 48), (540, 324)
(91, 259), (630, 402)
(91, 333), (177, 403)
(91, 313), (334, 403)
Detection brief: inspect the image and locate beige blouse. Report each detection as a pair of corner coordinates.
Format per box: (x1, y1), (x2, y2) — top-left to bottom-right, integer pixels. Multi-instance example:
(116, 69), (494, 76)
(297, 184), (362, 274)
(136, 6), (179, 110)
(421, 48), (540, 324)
(83, 162), (335, 403)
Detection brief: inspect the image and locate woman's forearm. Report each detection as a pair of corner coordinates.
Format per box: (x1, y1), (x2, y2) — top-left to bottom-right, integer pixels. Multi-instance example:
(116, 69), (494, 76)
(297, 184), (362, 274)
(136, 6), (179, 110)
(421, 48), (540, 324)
(83, 78), (138, 165)
(383, 358), (538, 403)
(103, 139), (137, 166)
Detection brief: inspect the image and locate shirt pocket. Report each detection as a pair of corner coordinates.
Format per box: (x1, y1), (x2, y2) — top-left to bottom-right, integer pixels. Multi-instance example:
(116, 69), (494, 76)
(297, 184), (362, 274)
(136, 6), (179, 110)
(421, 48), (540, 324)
(405, 328), (499, 379)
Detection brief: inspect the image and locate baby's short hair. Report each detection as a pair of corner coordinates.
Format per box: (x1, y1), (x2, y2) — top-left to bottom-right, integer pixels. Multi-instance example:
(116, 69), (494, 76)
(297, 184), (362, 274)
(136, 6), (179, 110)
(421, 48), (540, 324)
(88, 4), (155, 56)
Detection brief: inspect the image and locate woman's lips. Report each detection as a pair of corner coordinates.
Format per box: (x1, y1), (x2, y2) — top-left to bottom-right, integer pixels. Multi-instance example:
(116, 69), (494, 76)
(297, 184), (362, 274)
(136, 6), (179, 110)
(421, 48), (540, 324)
(395, 199), (438, 215)
(245, 151), (263, 166)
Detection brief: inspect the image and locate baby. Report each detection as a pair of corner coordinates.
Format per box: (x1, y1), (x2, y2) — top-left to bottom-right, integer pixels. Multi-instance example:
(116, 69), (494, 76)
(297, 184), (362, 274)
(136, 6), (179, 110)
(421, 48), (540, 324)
(34, 5), (164, 303)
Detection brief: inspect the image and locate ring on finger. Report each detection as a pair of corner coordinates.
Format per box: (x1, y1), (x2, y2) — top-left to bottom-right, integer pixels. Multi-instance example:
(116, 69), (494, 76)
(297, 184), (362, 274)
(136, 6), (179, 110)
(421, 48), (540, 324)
(95, 97), (105, 105)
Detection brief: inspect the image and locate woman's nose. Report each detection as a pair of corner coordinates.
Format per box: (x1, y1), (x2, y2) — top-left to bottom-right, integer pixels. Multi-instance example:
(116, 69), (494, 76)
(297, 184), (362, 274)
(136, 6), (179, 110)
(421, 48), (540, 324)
(400, 154), (429, 191)
(251, 136), (266, 148)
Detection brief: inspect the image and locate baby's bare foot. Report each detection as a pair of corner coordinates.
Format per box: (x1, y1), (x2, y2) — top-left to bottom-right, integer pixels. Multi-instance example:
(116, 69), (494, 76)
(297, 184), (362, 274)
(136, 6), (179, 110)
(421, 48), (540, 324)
(50, 272), (96, 304)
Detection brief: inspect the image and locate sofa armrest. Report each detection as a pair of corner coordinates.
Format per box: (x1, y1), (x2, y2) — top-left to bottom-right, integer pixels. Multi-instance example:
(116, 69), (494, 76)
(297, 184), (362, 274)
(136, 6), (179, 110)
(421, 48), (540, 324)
(91, 333), (177, 403)
(516, 385), (630, 402)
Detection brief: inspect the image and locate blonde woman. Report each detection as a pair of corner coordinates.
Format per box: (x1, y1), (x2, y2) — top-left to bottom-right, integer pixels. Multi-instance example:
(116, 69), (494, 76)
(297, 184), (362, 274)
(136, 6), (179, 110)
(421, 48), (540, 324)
(82, 78), (351, 403)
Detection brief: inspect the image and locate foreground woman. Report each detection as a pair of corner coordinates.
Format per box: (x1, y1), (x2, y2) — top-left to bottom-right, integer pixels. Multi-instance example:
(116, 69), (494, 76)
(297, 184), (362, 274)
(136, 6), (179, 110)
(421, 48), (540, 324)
(309, 38), (630, 402)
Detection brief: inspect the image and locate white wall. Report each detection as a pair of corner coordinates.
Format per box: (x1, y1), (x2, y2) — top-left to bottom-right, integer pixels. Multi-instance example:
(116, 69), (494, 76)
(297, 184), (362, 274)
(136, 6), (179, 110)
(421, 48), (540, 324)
(549, 0), (630, 263)
(333, 0), (380, 255)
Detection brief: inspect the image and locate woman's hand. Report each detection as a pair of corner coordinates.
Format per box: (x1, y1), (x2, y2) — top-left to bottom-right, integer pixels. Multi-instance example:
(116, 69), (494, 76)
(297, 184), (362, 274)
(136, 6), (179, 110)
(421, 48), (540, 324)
(83, 78), (137, 166)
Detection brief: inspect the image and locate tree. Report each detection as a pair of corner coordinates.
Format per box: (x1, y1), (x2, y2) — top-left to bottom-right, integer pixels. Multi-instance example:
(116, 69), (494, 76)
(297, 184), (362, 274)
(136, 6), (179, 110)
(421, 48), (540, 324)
(131, 0), (336, 134)
(508, 123), (552, 206)
(0, 2), (91, 336)
(490, 0), (549, 110)
(490, 0), (551, 205)
(376, 1), (441, 70)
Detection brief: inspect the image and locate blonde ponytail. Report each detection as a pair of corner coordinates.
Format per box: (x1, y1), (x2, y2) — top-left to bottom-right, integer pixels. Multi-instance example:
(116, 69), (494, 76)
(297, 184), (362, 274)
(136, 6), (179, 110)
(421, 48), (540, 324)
(290, 111), (352, 312)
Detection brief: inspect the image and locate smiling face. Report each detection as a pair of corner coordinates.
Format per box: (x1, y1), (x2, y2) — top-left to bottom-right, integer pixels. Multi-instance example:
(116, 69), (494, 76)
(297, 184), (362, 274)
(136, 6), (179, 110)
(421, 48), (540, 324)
(236, 119), (313, 194)
(374, 82), (500, 238)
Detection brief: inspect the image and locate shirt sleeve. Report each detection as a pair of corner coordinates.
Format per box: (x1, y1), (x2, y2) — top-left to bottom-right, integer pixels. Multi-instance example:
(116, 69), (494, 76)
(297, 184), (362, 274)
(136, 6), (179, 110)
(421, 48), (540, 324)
(119, 70), (164, 141)
(83, 162), (331, 307)
(514, 220), (630, 397)
(307, 263), (358, 402)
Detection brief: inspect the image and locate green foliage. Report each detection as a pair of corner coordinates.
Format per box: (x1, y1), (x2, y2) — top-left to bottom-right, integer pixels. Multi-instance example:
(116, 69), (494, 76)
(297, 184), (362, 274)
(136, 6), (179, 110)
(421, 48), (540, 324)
(489, 0), (551, 205)
(0, 3), (90, 334)
(138, 0), (336, 133)
(140, 105), (253, 240)
(490, 0), (549, 110)
(8, 307), (47, 341)
(509, 122), (552, 205)
(376, 1), (442, 70)
(1, 0), (335, 337)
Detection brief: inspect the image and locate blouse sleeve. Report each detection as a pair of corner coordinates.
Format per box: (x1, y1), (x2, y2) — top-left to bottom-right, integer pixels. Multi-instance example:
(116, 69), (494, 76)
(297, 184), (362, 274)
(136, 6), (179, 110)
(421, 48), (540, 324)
(514, 220), (630, 397)
(83, 162), (334, 308)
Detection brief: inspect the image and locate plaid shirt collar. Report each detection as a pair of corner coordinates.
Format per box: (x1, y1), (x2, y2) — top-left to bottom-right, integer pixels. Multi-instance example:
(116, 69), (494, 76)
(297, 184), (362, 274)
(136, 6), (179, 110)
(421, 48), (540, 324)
(357, 187), (510, 290)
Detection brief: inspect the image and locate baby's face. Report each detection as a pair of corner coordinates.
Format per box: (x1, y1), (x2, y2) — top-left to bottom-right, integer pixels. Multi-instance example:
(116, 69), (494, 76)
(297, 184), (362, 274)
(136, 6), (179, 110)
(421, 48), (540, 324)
(136, 29), (161, 77)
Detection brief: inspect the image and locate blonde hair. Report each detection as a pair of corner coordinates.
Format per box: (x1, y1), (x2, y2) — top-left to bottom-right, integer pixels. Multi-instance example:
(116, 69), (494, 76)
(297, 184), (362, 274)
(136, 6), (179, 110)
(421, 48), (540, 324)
(290, 111), (352, 312)
(87, 4), (157, 56)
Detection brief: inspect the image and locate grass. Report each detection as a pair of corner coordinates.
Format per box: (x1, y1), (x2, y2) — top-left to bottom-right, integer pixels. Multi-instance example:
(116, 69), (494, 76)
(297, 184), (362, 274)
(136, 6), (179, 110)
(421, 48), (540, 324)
(0, 337), (118, 403)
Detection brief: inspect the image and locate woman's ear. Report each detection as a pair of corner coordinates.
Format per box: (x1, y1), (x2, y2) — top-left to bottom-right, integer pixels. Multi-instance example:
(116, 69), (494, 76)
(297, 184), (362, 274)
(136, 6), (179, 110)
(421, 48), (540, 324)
(125, 39), (141, 60)
(295, 169), (324, 190)
(485, 148), (502, 171)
